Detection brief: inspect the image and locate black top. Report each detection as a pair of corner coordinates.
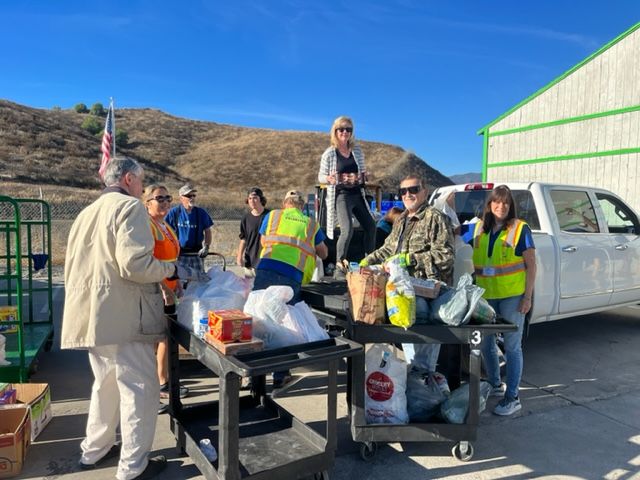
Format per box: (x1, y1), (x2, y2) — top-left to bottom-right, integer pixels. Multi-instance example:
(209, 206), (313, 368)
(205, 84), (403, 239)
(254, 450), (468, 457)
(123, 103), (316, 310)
(336, 150), (361, 195)
(239, 208), (270, 268)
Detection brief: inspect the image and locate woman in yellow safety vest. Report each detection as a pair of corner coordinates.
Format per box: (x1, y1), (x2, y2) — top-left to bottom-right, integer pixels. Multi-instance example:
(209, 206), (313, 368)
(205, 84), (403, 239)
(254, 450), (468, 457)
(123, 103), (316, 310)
(143, 184), (189, 413)
(463, 185), (536, 417)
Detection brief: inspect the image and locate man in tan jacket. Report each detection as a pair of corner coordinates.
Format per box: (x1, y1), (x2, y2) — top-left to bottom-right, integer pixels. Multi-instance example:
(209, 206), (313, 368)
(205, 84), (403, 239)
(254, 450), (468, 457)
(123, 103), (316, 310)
(61, 157), (202, 480)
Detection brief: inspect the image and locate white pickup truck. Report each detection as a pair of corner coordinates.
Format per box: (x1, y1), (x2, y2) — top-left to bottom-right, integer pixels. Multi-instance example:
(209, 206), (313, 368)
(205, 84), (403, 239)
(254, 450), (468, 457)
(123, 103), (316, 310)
(430, 182), (640, 327)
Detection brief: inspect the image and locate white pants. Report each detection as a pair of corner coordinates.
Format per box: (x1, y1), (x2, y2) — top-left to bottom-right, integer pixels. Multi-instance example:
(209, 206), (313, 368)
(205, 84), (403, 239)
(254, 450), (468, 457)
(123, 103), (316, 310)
(80, 342), (160, 480)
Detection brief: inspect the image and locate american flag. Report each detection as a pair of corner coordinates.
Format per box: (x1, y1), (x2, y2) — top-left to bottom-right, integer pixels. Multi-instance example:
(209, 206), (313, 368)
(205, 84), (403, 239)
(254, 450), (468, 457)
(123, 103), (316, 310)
(98, 101), (115, 178)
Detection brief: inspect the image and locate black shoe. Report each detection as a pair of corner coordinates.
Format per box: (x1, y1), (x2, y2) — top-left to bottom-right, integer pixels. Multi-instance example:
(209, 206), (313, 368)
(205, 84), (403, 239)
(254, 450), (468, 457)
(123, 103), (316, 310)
(132, 455), (167, 480)
(78, 443), (121, 470)
(158, 402), (169, 415)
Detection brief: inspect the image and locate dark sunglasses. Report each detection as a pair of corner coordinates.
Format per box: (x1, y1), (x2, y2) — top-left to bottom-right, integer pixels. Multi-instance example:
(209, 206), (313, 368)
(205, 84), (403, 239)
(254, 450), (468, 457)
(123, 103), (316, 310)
(151, 195), (172, 203)
(335, 127), (353, 133)
(399, 185), (422, 196)
(183, 194), (196, 199)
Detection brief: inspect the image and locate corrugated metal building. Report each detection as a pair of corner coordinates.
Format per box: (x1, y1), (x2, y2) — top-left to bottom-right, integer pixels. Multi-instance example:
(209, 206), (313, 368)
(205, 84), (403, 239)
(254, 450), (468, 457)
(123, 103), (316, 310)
(479, 22), (640, 212)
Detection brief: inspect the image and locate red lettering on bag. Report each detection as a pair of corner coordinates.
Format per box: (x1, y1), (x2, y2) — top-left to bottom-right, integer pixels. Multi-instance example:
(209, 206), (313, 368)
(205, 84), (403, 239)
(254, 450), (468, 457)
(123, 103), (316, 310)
(366, 371), (394, 401)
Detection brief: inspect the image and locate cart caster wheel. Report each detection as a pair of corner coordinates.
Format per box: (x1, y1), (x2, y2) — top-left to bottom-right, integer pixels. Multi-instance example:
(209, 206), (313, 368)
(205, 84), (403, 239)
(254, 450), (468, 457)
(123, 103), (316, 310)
(359, 442), (378, 461)
(314, 471), (329, 480)
(452, 442), (474, 461)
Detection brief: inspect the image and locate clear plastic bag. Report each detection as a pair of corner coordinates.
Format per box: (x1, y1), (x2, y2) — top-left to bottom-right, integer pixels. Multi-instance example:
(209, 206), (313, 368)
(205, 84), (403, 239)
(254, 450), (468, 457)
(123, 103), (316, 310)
(385, 261), (416, 329)
(406, 368), (450, 422)
(440, 381), (491, 424)
(472, 297), (497, 324)
(365, 344), (409, 424)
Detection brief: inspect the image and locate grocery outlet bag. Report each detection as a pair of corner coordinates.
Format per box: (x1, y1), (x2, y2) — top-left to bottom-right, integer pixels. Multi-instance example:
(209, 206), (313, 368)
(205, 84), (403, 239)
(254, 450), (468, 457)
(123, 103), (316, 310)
(364, 344), (409, 424)
(347, 268), (387, 324)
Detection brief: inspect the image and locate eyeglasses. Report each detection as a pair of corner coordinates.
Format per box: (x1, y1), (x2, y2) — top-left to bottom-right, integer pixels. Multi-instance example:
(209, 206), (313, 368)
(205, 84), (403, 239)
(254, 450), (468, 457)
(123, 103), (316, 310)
(151, 195), (172, 203)
(335, 127), (353, 133)
(399, 185), (421, 196)
(183, 194), (196, 199)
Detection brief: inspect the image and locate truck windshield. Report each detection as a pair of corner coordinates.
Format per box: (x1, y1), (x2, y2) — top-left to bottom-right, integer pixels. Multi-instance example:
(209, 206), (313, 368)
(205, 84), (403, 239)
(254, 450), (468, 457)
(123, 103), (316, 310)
(451, 190), (541, 230)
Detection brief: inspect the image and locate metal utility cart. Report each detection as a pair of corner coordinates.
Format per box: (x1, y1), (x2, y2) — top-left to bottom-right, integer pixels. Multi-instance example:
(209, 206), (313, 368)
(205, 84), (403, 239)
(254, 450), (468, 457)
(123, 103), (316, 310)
(0, 196), (53, 382)
(168, 320), (363, 480)
(300, 282), (517, 462)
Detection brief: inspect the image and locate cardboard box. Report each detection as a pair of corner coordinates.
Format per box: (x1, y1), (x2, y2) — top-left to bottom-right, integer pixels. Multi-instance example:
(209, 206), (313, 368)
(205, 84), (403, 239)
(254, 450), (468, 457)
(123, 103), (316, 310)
(208, 310), (252, 343)
(0, 406), (30, 478)
(0, 307), (18, 334)
(410, 278), (442, 299)
(0, 384), (51, 442)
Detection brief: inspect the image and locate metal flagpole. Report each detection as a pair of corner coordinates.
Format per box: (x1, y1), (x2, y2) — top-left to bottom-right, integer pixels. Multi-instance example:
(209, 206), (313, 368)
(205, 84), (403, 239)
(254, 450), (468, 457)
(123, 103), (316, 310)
(110, 97), (116, 157)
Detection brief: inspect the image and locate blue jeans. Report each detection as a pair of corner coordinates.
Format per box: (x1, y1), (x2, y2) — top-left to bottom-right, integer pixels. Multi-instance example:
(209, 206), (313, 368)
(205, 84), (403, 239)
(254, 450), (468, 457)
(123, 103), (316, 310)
(481, 295), (525, 400)
(403, 297), (441, 372)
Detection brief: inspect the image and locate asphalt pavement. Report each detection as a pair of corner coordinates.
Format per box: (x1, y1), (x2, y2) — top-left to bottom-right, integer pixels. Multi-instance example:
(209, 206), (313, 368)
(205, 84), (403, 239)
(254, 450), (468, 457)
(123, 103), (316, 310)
(19, 275), (640, 480)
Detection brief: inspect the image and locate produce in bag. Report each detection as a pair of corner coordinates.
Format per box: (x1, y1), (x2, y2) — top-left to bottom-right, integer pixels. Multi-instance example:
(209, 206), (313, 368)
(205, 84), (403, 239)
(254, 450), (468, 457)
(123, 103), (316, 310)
(472, 297), (497, 324)
(365, 344), (409, 424)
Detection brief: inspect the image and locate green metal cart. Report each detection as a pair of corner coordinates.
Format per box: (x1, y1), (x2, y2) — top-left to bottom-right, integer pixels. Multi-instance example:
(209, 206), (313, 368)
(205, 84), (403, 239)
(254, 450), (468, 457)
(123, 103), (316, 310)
(0, 195), (54, 382)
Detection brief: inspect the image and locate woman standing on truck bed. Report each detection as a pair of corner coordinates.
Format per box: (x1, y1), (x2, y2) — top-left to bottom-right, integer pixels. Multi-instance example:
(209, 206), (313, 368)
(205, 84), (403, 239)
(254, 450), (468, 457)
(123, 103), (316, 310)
(462, 184), (536, 416)
(318, 115), (375, 279)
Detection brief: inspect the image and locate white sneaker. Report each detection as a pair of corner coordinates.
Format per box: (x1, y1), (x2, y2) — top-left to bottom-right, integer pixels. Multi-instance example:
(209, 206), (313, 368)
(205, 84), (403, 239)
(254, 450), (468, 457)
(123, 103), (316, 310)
(490, 382), (506, 397)
(493, 397), (521, 416)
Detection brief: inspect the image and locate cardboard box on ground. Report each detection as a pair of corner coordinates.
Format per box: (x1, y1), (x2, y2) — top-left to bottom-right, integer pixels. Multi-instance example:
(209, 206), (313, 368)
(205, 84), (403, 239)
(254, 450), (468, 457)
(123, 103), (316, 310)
(0, 406), (30, 478)
(0, 384), (52, 442)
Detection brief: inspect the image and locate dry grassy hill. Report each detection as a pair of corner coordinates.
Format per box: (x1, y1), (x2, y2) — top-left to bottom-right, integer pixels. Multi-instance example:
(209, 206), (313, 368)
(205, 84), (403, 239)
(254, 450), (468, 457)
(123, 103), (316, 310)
(0, 99), (452, 205)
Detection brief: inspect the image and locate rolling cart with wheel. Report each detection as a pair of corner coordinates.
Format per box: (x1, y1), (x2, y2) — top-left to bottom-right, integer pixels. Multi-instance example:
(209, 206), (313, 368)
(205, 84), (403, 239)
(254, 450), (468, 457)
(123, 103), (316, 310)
(0, 196), (53, 382)
(300, 282), (517, 463)
(167, 320), (363, 479)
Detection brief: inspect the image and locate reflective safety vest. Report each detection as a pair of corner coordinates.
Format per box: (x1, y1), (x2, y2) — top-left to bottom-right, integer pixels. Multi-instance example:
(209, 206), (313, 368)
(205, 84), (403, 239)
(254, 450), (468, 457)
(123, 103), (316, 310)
(472, 219), (526, 299)
(150, 217), (180, 291)
(260, 208), (317, 285)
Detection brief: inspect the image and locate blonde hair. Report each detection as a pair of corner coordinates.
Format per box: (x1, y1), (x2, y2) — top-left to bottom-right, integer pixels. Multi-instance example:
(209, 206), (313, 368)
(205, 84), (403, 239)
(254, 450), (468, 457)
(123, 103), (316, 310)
(329, 115), (355, 149)
(142, 183), (167, 203)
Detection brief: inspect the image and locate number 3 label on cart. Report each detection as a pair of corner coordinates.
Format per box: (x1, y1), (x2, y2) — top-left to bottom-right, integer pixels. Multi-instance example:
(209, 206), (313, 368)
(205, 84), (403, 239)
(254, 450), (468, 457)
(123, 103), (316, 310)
(471, 330), (482, 346)
(366, 371), (394, 401)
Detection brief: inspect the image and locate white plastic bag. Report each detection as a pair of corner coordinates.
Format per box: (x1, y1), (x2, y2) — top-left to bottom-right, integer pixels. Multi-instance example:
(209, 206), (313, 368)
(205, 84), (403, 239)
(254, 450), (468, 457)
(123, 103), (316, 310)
(177, 269), (250, 332)
(288, 302), (329, 343)
(244, 286), (303, 349)
(364, 344), (409, 424)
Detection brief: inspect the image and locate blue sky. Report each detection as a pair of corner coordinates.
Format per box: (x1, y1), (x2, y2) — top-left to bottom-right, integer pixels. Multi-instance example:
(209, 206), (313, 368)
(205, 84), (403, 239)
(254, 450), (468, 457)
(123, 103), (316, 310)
(1, 1), (638, 176)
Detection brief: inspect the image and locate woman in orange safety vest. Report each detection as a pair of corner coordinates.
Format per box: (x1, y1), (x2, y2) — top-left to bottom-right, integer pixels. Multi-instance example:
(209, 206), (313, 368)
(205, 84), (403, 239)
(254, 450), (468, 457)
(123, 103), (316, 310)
(143, 184), (189, 413)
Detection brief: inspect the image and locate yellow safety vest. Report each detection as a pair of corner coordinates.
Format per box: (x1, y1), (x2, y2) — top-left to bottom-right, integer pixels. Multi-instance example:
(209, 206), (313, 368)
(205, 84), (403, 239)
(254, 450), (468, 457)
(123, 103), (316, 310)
(472, 219), (526, 299)
(261, 208), (318, 285)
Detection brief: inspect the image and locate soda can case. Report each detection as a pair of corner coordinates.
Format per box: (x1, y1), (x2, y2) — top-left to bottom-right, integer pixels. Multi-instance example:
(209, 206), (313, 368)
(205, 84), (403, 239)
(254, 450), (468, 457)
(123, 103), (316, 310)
(208, 309), (253, 343)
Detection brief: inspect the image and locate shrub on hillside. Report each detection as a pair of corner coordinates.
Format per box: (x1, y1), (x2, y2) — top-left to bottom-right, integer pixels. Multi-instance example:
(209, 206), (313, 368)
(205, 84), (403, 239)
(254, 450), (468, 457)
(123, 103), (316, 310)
(81, 116), (102, 135)
(115, 129), (129, 146)
(90, 103), (106, 116)
(74, 103), (89, 113)
(51, 106), (61, 111)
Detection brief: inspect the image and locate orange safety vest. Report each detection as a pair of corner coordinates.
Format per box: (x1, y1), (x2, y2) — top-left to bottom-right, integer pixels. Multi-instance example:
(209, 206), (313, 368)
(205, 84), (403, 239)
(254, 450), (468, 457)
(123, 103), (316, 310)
(150, 217), (180, 291)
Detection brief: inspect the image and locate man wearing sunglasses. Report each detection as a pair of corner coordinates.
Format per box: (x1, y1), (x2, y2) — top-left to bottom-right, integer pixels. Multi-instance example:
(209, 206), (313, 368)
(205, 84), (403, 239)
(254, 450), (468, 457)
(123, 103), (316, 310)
(166, 184), (214, 275)
(360, 175), (455, 373)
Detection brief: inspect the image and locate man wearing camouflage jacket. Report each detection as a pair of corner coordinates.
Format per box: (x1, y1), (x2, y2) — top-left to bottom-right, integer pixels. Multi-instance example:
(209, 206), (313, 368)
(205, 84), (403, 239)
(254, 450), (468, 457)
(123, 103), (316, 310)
(361, 174), (455, 372)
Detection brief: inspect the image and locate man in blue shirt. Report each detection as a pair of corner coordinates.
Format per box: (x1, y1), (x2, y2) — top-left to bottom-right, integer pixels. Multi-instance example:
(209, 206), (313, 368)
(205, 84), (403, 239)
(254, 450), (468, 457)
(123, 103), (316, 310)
(166, 184), (214, 273)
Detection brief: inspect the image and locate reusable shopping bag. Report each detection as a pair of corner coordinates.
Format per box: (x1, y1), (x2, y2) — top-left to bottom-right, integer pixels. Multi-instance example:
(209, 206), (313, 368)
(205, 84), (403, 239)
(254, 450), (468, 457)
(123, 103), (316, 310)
(364, 344), (409, 424)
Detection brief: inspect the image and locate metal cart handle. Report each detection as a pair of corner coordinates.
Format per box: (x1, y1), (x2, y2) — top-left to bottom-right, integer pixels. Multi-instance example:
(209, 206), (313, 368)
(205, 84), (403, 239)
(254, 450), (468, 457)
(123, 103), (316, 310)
(181, 251), (226, 271)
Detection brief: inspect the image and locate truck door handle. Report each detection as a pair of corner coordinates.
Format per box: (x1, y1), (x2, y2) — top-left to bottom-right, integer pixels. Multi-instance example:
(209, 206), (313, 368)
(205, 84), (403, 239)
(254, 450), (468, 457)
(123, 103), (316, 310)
(562, 246), (577, 253)
(615, 244), (628, 251)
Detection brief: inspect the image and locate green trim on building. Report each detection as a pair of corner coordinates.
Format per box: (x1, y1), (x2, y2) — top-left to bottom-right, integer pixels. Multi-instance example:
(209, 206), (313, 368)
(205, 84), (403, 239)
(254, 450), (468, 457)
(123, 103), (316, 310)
(481, 129), (488, 181)
(488, 104), (640, 137)
(487, 147), (640, 169)
(477, 22), (640, 135)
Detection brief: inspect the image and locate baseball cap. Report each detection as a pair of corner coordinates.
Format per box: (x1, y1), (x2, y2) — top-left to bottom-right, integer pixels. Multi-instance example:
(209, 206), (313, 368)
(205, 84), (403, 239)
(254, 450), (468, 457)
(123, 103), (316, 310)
(247, 187), (264, 198)
(179, 184), (197, 196)
(284, 190), (304, 202)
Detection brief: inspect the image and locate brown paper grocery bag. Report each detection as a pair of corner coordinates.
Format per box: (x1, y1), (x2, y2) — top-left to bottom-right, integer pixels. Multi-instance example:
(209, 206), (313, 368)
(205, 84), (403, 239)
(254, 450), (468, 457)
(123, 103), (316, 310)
(347, 269), (387, 324)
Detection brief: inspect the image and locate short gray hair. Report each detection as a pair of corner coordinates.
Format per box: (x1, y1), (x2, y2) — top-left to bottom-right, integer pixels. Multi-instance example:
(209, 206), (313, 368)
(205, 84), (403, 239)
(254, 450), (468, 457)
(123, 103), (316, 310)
(103, 156), (143, 186)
